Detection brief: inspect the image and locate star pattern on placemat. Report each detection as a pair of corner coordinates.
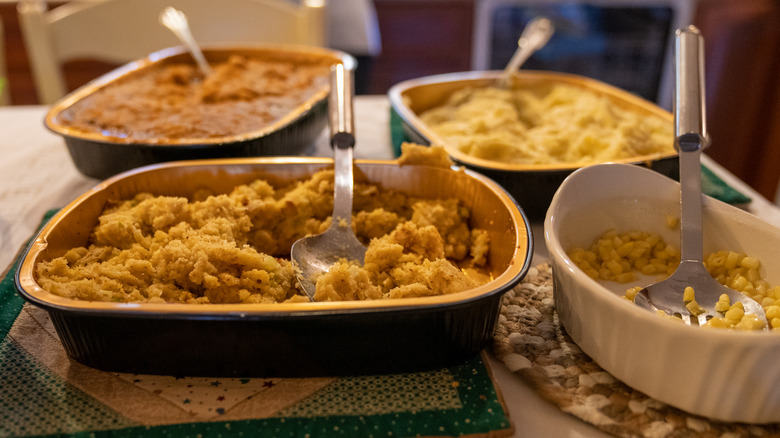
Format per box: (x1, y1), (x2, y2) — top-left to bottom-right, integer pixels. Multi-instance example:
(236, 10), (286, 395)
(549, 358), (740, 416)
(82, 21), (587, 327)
(113, 373), (280, 418)
(492, 263), (780, 437)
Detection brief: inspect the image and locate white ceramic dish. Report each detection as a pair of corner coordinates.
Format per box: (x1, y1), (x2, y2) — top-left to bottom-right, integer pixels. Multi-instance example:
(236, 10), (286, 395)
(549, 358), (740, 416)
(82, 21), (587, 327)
(545, 163), (780, 423)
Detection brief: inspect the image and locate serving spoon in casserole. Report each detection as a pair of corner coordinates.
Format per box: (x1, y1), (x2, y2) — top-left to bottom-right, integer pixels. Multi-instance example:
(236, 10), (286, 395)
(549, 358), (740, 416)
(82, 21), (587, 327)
(291, 63), (367, 301)
(159, 6), (213, 77)
(633, 26), (767, 328)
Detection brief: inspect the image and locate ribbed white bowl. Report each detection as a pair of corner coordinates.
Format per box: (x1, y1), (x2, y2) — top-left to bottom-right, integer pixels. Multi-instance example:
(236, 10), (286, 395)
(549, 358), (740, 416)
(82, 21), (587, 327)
(545, 163), (780, 423)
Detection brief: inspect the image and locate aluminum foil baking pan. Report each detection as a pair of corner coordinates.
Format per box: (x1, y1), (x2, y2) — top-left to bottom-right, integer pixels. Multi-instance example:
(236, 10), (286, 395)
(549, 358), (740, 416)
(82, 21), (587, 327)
(15, 158), (532, 377)
(45, 45), (354, 180)
(388, 70), (679, 220)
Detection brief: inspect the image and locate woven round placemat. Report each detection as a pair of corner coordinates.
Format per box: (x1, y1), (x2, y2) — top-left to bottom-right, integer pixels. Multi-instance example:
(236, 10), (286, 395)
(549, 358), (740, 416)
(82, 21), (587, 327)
(491, 263), (780, 437)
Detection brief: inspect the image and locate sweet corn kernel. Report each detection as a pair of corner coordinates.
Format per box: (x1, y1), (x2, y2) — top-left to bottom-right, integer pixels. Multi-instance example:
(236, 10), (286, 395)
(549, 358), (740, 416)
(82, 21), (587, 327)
(766, 306), (780, 320)
(731, 275), (749, 292)
(606, 260), (624, 275)
(651, 260), (668, 270)
(705, 317), (732, 329)
(603, 230), (618, 239)
(584, 268), (599, 280)
(725, 306), (745, 321)
(626, 249), (644, 260)
(646, 234), (660, 247)
(725, 251), (740, 269)
(654, 250), (670, 261)
(625, 286), (641, 301)
(709, 253), (725, 267)
(633, 257), (649, 269)
(741, 256), (760, 270)
(736, 314), (766, 330)
(683, 286), (695, 302)
(715, 300), (731, 313)
(641, 264), (658, 275)
(686, 299), (705, 316)
(617, 241), (635, 257)
(573, 229), (776, 332)
(746, 268), (761, 283)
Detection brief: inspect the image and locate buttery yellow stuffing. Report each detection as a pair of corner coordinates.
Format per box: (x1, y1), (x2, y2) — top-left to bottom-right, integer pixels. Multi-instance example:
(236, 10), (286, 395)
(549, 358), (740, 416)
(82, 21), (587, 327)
(37, 149), (491, 304)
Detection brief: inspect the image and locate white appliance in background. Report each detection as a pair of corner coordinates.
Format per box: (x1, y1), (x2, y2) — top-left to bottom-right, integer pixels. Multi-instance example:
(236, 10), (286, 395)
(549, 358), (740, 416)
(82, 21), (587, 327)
(471, 0), (697, 110)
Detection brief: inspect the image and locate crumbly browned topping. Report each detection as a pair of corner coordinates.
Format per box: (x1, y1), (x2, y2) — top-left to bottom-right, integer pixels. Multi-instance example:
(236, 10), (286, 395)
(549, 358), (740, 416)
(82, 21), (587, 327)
(61, 55), (331, 142)
(36, 165), (490, 304)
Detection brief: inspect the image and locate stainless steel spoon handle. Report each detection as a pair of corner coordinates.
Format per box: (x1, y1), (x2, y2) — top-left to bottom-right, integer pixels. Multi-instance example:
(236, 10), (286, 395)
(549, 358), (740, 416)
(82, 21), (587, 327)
(329, 63), (356, 225)
(636, 26), (768, 327)
(330, 63), (355, 148)
(499, 16), (554, 87)
(675, 26), (708, 263)
(675, 26), (707, 147)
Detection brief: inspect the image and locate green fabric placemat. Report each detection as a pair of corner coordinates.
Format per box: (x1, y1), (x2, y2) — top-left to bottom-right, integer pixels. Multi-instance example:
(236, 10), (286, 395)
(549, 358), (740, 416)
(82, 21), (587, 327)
(701, 164), (751, 204)
(1, 211), (513, 438)
(389, 107), (751, 205)
(390, 106), (407, 159)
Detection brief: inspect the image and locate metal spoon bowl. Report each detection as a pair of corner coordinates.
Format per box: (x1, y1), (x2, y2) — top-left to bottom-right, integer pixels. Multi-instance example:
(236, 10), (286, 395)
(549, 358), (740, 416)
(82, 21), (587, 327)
(291, 63), (367, 300)
(634, 26), (766, 328)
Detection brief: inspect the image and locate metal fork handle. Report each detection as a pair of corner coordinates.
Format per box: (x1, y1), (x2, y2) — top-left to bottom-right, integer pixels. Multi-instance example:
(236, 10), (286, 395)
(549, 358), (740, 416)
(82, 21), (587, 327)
(675, 26), (708, 263)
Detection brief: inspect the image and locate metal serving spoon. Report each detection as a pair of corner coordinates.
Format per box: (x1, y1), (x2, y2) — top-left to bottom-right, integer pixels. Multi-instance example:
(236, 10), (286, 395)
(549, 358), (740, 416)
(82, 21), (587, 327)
(290, 63), (367, 301)
(633, 26), (767, 327)
(159, 6), (213, 77)
(497, 16), (555, 88)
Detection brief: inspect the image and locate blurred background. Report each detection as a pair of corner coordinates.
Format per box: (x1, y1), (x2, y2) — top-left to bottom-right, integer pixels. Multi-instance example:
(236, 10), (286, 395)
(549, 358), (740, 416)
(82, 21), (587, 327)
(1, 0), (778, 203)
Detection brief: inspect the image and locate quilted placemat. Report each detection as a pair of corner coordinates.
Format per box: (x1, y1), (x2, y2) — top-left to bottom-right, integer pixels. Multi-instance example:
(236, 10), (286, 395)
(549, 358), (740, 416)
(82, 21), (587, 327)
(492, 262), (779, 437)
(0, 212), (513, 438)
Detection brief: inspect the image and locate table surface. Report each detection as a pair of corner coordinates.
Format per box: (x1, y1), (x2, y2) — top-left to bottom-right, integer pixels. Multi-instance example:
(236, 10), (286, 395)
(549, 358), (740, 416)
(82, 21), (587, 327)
(2, 96), (779, 437)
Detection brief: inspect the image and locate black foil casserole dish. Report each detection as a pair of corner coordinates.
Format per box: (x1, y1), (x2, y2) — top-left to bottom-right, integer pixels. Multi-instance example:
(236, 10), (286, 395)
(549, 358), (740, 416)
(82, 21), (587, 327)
(45, 45), (353, 180)
(15, 157), (532, 377)
(388, 70), (679, 220)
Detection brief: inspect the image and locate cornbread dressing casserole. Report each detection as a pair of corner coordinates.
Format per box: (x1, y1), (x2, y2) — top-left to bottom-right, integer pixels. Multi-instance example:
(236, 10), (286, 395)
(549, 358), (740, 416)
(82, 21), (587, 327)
(36, 146), (491, 303)
(58, 55), (331, 142)
(419, 84), (675, 164)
